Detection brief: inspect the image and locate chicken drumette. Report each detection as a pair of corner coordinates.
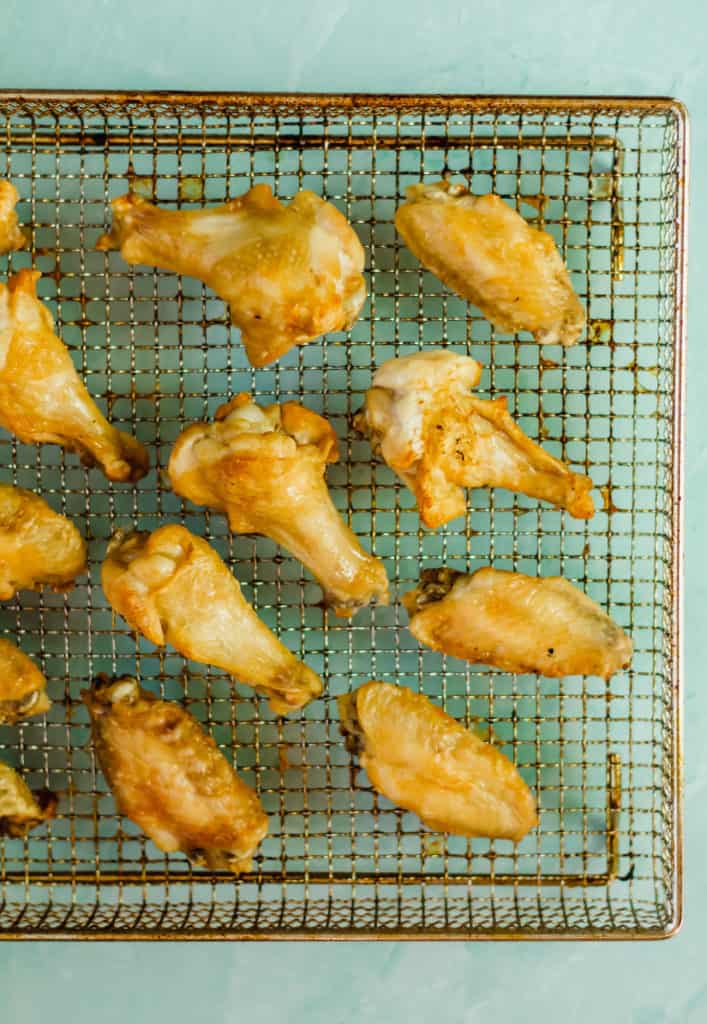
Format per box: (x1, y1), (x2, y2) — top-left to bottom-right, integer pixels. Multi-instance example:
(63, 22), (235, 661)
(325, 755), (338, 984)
(0, 270), (148, 482)
(101, 525), (322, 714)
(0, 638), (50, 724)
(0, 181), (25, 254)
(355, 351), (594, 527)
(0, 761), (57, 838)
(395, 181), (585, 346)
(404, 567), (633, 680)
(168, 394), (389, 617)
(83, 675), (268, 872)
(97, 185), (366, 368)
(339, 681), (537, 842)
(0, 483), (86, 599)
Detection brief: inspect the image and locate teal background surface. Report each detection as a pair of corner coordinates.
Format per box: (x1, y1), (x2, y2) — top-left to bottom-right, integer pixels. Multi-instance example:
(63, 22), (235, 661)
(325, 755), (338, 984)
(1, 0), (703, 1020)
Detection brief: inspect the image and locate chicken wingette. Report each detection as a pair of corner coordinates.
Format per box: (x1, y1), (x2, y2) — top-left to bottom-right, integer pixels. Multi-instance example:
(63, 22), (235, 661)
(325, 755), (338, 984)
(0, 761), (56, 838)
(169, 394), (389, 616)
(0, 638), (50, 724)
(0, 181), (25, 254)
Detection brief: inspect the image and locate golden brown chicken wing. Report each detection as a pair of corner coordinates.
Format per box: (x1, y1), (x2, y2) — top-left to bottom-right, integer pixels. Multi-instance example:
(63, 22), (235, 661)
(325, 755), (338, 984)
(0, 483), (87, 599)
(0, 181), (25, 254)
(0, 761), (57, 838)
(355, 351), (594, 527)
(395, 181), (585, 346)
(0, 270), (149, 482)
(339, 681), (537, 842)
(97, 185), (366, 368)
(404, 567), (632, 679)
(0, 638), (49, 724)
(101, 525), (322, 714)
(83, 675), (268, 872)
(169, 394), (389, 617)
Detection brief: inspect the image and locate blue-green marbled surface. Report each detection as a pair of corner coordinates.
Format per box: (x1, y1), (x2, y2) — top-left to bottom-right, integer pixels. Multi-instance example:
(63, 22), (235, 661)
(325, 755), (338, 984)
(1, 0), (704, 1020)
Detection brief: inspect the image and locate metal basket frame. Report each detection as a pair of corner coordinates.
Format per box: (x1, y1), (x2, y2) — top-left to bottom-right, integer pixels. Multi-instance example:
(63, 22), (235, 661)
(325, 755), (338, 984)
(0, 93), (686, 940)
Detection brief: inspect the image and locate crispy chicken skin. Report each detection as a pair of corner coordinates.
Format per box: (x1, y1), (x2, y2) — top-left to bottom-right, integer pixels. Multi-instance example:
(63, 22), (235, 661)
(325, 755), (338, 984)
(0, 270), (148, 481)
(97, 185), (366, 368)
(395, 181), (585, 346)
(101, 525), (322, 714)
(0, 483), (87, 599)
(169, 394), (389, 617)
(0, 181), (25, 254)
(404, 567), (633, 680)
(0, 761), (57, 838)
(83, 675), (268, 872)
(339, 681), (537, 842)
(355, 351), (594, 527)
(0, 638), (50, 724)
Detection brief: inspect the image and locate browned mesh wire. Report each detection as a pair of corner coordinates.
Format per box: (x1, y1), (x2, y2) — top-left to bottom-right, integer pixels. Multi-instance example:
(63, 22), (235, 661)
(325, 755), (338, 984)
(0, 95), (685, 938)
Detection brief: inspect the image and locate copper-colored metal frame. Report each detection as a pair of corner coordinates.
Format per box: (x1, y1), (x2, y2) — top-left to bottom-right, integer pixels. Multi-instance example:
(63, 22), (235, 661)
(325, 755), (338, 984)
(0, 92), (687, 940)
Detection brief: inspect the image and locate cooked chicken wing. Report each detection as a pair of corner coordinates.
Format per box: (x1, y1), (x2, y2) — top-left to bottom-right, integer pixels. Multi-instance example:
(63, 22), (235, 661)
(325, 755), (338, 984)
(83, 675), (268, 872)
(395, 181), (585, 346)
(339, 681), (537, 841)
(0, 638), (49, 724)
(0, 761), (57, 838)
(404, 567), (632, 679)
(101, 525), (322, 714)
(0, 270), (149, 482)
(169, 394), (389, 617)
(97, 185), (366, 368)
(355, 351), (594, 527)
(0, 483), (87, 599)
(0, 181), (25, 254)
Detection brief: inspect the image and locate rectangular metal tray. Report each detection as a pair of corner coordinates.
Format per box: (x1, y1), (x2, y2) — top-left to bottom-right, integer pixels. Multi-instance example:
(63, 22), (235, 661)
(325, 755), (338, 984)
(0, 92), (686, 939)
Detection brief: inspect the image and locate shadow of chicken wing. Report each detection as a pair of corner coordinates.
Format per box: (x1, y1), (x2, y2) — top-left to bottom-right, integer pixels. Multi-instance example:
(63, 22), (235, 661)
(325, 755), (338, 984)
(97, 185), (366, 367)
(83, 675), (268, 873)
(0, 761), (57, 838)
(339, 681), (537, 842)
(0, 638), (49, 724)
(404, 567), (632, 680)
(0, 181), (25, 254)
(169, 394), (389, 617)
(0, 270), (148, 481)
(355, 351), (594, 527)
(101, 525), (322, 714)
(395, 181), (585, 346)
(0, 483), (86, 599)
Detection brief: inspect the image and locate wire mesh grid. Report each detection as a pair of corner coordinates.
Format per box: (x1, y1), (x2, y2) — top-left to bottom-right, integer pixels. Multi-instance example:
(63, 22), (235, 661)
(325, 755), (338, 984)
(0, 94), (685, 939)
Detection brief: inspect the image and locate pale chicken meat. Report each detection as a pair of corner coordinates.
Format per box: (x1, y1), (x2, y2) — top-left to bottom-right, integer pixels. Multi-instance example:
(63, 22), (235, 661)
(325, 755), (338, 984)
(0, 638), (50, 724)
(0, 181), (25, 254)
(404, 567), (633, 679)
(0, 483), (86, 599)
(355, 351), (594, 527)
(0, 270), (148, 481)
(339, 681), (537, 842)
(83, 675), (268, 872)
(169, 394), (389, 617)
(97, 185), (367, 368)
(101, 525), (322, 714)
(0, 761), (57, 838)
(395, 181), (585, 346)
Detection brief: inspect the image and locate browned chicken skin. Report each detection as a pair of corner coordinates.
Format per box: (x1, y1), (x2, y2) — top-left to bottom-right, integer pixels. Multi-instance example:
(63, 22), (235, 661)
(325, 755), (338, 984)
(339, 681), (537, 842)
(404, 567), (632, 679)
(83, 675), (268, 872)
(101, 525), (322, 714)
(0, 483), (86, 599)
(97, 185), (367, 368)
(0, 270), (148, 482)
(395, 181), (585, 346)
(168, 394), (389, 617)
(0, 761), (57, 838)
(355, 351), (594, 527)
(0, 638), (50, 724)
(0, 181), (25, 254)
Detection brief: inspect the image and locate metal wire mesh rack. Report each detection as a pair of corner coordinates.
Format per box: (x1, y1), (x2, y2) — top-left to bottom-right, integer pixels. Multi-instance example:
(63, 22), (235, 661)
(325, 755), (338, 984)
(0, 93), (686, 940)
